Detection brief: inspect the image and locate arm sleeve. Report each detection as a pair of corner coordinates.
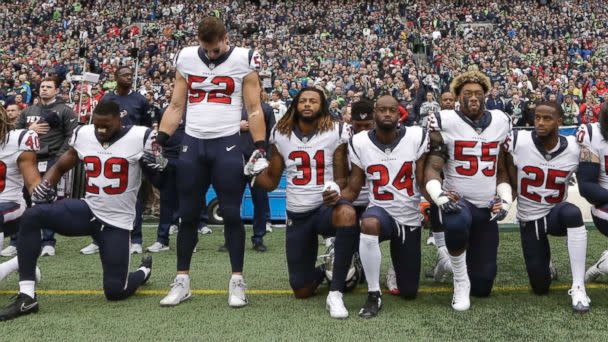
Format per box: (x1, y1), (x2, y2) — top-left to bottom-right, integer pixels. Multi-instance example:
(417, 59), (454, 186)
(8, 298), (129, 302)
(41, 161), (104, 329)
(348, 137), (363, 169)
(578, 162), (608, 206)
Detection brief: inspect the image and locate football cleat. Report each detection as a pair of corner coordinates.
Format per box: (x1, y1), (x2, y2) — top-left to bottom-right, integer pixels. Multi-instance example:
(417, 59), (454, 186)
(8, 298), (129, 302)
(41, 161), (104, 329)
(433, 249), (453, 282)
(40, 245), (55, 257)
(358, 291), (382, 319)
(130, 244), (143, 255)
(568, 286), (590, 314)
(160, 276), (191, 306)
(451, 278), (471, 311)
(80, 243), (99, 255)
(139, 256), (153, 285)
(146, 242), (169, 253)
(386, 264), (400, 295)
(228, 277), (248, 308)
(549, 259), (558, 281)
(585, 250), (608, 283)
(426, 235), (435, 246)
(169, 225), (179, 235)
(326, 291), (348, 319)
(198, 225), (212, 235)
(0, 293), (39, 321)
(0, 245), (17, 257)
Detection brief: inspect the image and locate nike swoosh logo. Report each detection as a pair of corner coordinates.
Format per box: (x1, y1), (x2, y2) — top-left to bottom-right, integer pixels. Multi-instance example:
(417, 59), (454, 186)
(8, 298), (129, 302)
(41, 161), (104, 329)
(21, 302), (37, 312)
(70, 119), (77, 122)
(226, 145), (236, 152)
(410, 226), (418, 232)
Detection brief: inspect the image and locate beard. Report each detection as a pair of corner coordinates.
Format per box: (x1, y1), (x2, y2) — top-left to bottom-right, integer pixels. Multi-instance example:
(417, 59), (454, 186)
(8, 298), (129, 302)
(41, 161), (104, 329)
(461, 95), (485, 117)
(375, 118), (398, 131)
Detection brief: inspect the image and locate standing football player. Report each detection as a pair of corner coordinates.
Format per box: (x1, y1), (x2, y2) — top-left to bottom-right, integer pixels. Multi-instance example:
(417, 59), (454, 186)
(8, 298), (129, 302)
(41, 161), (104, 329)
(0, 107), (41, 283)
(577, 103), (608, 282)
(335, 96), (429, 318)
(425, 71), (512, 311)
(503, 102), (589, 313)
(157, 16), (267, 307)
(254, 88), (359, 319)
(0, 101), (160, 321)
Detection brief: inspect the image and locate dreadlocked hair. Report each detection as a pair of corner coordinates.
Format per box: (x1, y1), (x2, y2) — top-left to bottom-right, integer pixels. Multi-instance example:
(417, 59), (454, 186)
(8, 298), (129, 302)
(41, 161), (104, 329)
(0, 106), (14, 147)
(276, 87), (336, 137)
(450, 70), (491, 97)
(600, 102), (608, 141)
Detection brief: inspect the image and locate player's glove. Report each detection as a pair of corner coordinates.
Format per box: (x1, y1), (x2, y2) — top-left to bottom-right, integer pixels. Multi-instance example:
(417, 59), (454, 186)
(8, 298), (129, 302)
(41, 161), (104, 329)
(489, 197), (510, 221)
(244, 148), (269, 176)
(142, 150), (168, 172)
(436, 191), (462, 213)
(426, 179), (461, 214)
(31, 179), (56, 204)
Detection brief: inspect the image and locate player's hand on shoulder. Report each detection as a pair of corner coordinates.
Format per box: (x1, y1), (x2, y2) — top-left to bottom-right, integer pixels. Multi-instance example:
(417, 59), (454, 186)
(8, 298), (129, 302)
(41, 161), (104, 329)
(31, 179), (57, 204)
(244, 149), (269, 176)
(322, 181), (341, 207)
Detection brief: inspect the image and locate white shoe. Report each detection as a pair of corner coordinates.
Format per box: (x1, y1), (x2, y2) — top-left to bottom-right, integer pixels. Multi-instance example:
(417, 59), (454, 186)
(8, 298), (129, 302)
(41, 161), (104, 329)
(427, 235), (435, 246)
(80, 243), (99, 255)
(568, 286), (591, 313)
(160, 276), (192, 306)
(169, 225), (179, 235)
(146, 242), (170, 253)
(326, 291), (348, 319)
(433, 248), (453, 282)
(199, 225), (212, 235)
(386, 264), (399, 295)
(266, 223), (273, 233)
(324, 237), (334, 248)
(40, 246), (55, 257)
(585, 250), (608, 283)
(35, 267), (41, 283)
(130, 244), (143, 254)
(228, 277), (248, 307)
(549, 259), (558, 280)
(451, 278), (471, 311)
(0, 245), (17, 257)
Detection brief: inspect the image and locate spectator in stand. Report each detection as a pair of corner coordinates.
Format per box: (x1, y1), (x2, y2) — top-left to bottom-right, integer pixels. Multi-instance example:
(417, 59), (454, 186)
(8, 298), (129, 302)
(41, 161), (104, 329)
(486, 88), (505, 111)
(418, 91), (440, 126)
(580, 96), (601, 124)
(562, 95), (580, 126)
(505, 94), (529, 127)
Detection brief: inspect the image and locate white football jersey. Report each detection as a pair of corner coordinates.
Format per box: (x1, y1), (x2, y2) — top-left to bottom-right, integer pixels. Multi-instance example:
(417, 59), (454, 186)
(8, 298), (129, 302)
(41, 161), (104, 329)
(0, 129), (39, 208)
(175, 45), (261, 139)
(350, 126), (429, 226)
(428, 109), (511, 208)
(345, 124), (370, 207)
(271, 122), (348, 213)
(70, 125), (155, 230)
(506, 130), (579, 222)
(576, 123), (608, 219)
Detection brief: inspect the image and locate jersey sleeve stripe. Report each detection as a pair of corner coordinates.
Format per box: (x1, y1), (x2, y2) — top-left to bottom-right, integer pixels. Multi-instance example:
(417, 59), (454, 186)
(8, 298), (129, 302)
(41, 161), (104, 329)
(512, 129), (519, 150)
(143, 128), (153, 148)
(17, 130), (27, 147)
(434, 112), (442, 130)
(348, 136), (360, 159)
(586, 123), (593, 141)
(248, 49), (254, 66)
(72, 125), (83, 145)
(419, 127), (428, 149)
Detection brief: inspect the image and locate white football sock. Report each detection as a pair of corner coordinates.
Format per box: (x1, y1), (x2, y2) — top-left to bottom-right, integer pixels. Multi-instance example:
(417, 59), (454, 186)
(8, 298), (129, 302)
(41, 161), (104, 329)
(450, 252), (468, 282)
(138, 266), (151, 278)
(19, 280), (35, 298)
(176, 274), (189, 282)
(567, 226), (587, 289)
(231, 274), (244, 281)
(0, 256), (19, 282)
(0, 232), (4, 251)
(359, 233), (381, 292)
(437, 246), (450, 261)
(434, 231), (446, 249)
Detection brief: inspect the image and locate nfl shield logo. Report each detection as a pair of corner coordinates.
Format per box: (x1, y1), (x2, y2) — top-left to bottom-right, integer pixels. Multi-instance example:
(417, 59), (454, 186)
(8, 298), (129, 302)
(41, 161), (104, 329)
(475, 127), (483, 134)
(209, 63), (215, 70)
(102, 142), (110, 149)
(545, 154), (552, 161)
(385, 148), (391, 154)
(302, 137), (309, 143)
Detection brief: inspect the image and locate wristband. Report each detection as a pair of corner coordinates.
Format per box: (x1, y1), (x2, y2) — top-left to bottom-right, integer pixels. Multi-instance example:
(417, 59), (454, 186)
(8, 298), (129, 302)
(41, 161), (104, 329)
(425, 179), (444, 203)
(254, 140), (267, 152)
(156, 131), (170, 147)
(496, 182), (513, 203)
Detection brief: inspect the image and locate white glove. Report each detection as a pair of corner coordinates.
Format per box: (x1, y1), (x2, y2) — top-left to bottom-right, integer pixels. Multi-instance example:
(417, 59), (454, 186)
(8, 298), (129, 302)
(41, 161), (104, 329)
(244, 149), (269, 176)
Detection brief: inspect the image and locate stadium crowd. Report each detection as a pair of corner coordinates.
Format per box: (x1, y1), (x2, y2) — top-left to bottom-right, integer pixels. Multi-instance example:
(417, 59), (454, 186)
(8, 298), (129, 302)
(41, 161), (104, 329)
(1, 0), (608, 129)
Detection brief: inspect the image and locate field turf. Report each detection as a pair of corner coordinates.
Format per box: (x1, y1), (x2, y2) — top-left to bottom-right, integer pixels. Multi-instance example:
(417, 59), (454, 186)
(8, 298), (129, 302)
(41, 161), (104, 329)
(2, 224), (608, 341)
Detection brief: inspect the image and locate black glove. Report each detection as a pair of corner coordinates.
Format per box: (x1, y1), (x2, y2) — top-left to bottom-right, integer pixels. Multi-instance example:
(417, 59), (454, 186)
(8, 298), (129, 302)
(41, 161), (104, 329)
(437, 191), (462, 214)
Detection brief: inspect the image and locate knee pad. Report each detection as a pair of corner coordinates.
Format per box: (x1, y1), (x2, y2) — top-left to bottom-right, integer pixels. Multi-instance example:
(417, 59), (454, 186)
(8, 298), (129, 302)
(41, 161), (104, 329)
(445, 227), (469, 252)
(559, 203), (584, 228)
(103, 282), (126, 301)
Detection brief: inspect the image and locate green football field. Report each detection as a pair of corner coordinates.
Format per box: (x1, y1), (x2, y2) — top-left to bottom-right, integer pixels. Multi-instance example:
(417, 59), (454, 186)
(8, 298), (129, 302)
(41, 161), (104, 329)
(2, 224), (608, 341)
